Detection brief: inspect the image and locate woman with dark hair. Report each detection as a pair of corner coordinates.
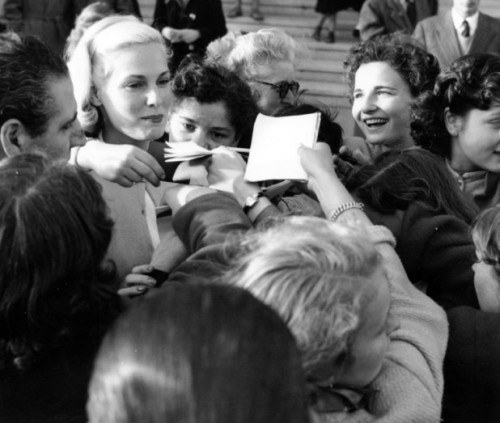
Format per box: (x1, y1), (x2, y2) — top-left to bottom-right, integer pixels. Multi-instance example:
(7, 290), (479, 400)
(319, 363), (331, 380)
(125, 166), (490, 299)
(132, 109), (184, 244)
(87, 283), (309, 423)
(169, 58), (259, 150)
(411, 53), (500, 211)
(345, 148), (479, 309)
(342, 33), (440, 162)
(0, 153), (121, 422)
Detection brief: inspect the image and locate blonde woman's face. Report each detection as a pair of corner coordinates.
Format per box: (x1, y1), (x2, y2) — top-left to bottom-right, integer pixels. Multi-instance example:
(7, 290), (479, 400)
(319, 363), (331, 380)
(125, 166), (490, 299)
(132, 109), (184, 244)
(95, 43), (171, 147)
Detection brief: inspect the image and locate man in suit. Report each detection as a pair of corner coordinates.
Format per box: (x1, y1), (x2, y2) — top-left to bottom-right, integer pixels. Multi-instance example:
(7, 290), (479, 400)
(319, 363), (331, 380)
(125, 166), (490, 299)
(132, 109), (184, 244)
(413, 0), (500, 69)
(358, 0), (438, 41)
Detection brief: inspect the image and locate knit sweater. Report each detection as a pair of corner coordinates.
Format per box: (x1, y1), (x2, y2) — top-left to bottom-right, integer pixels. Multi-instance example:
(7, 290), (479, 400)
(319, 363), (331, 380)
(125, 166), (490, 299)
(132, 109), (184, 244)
(169, 193), (448, 423)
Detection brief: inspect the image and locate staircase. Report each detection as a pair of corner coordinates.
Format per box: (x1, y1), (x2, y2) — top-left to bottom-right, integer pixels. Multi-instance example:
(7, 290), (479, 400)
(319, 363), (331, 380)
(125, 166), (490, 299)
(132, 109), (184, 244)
(138, 0), (500, 137)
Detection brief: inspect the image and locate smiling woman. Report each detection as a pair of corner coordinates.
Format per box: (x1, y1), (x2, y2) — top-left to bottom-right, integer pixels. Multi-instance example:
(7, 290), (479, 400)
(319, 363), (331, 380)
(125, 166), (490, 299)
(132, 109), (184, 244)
(344, 33), (439, 157)
(412, 53), (500, 211)
(67, 16), (182, 284)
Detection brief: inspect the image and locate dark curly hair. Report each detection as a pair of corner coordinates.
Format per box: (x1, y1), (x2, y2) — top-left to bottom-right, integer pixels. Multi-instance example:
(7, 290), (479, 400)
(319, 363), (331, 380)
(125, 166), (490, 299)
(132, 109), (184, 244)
(411, 54), (500, 158)
(345, 148), (479, 224)
(170, 58), (259, 148)
(344, 33), (440, 99)
(0, 154), (121, 370)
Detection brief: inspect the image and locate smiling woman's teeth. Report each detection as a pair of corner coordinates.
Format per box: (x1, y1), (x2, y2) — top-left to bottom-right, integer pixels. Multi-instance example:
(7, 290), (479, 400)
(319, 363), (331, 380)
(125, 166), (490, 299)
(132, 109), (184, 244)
(364, 118), (388, 127)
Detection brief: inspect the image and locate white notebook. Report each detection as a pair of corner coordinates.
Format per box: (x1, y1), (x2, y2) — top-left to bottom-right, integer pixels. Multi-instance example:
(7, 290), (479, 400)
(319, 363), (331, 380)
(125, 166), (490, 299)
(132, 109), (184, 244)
(244, 112), (321, 182)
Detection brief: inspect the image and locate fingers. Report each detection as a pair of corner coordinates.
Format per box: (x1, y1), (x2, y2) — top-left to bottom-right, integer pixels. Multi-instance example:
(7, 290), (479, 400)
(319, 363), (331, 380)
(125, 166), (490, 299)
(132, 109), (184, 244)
(131, 150), (165, 186)
(118, 285), (149, 297)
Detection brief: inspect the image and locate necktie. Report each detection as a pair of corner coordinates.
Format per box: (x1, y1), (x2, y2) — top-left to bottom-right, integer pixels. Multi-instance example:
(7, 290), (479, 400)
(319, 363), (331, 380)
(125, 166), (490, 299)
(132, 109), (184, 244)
(406, 0), (416, 27)
(460, 20), (470, 37)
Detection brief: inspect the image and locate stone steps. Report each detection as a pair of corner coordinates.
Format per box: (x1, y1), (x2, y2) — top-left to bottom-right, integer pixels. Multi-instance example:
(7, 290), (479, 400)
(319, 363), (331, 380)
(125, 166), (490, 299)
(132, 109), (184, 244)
(137, 0), (500, 137)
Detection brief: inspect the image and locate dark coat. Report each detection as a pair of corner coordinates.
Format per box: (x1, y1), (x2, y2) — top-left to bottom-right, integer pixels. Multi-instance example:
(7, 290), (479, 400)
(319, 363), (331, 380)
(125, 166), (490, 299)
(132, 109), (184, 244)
(152, 0), (226, 73)
(358, 0), (438, 41)
(4, 0), (76, 55)
(414, 11), (500, 69)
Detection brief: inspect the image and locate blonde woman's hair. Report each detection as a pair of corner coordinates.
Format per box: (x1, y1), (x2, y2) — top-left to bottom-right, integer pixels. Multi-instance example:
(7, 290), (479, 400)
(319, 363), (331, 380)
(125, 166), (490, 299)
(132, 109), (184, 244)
(222, 216), (381, 381)
(67, 15), (170, 134)
(206, 28), (307, 80)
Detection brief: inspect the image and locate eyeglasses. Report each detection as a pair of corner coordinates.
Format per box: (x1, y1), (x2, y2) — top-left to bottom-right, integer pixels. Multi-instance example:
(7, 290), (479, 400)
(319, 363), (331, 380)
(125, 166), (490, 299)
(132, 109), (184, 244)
(253, 80), (300, 100)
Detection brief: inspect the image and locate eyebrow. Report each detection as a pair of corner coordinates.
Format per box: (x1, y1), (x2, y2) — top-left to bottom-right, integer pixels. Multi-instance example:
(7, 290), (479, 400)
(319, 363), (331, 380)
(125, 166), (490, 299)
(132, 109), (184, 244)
(61, 113), (77, 129)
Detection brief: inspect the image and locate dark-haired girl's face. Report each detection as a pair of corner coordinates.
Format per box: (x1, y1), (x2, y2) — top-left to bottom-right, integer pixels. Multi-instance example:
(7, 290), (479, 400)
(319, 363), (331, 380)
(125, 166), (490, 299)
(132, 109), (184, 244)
(168, 98), (237, 149)
(448, 103), (500, 173)
(352, 61), (415, 150)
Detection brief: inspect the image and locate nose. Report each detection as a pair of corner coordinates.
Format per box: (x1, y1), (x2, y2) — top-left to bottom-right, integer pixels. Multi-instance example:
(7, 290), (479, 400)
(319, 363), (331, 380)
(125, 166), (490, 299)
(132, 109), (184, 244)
(358, 92), (378, 114)
(191, 130), (209, 149)
(146, 86), (160, 107)
(70, 123), (86, 148)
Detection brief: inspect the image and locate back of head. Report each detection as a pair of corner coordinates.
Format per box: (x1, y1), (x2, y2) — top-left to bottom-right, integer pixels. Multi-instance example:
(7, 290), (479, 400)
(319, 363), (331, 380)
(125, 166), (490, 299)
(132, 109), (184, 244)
(272, 102), (343, 154)
(87, 283), (309, 423)
(68, 15), (169, 134)
(411, 53), (500, 158)
(0, 153), (118, 369)
(345, 33), (440, 98)
(171, 58), (258, 148)
(222, 216), (380, 382)
(346, 148), (479, 223)
(206, 28), (303, 80)
(0, 32), (68, 139)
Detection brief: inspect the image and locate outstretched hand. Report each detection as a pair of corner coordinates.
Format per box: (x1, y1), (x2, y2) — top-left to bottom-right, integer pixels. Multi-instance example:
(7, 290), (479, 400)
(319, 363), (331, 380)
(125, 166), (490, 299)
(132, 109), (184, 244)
(76, 141), (165, 187)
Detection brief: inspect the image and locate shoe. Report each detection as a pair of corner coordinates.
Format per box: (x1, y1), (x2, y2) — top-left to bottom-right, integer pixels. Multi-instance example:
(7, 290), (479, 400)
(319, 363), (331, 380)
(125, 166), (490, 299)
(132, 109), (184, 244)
(352, 29), (360, 39)
(312, 26), (321, 41)
(250, 9), (264, 21)
(227, 6), (243, 18)
(326, 31), (335, 43)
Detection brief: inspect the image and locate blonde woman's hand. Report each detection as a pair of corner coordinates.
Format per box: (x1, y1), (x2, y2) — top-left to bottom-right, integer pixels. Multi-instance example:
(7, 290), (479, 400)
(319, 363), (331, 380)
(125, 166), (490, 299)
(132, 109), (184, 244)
(74, 141), (165, 187)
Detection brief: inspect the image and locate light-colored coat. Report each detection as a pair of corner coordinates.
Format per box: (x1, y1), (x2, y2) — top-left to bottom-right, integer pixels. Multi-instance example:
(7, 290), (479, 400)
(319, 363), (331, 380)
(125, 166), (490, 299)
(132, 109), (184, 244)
(413, 11), (500, 69)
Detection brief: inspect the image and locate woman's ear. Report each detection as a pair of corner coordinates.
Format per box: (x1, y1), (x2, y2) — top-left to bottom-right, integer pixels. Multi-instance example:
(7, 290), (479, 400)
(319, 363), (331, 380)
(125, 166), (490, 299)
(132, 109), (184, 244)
(90, 86), (102, 106)
(444, 107), (462, 137)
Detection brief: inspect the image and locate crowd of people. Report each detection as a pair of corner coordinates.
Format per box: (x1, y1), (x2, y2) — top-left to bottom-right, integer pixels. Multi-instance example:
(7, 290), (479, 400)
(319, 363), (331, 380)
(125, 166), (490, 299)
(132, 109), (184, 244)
(1, 1), (500, 423)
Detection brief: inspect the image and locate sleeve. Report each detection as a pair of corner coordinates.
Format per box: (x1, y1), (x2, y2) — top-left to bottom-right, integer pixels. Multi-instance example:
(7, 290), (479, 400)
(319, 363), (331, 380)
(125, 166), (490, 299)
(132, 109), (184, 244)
(172, 192), (252, 254)
(152, 0), (167, 30)
(366, 226), (448, 423)
(397, 206), (479, 309)
(358, 0), (386, 41)
(4, 0), (23, 32)
(195, 0), (227, 45)
(412, 21), (426, 46)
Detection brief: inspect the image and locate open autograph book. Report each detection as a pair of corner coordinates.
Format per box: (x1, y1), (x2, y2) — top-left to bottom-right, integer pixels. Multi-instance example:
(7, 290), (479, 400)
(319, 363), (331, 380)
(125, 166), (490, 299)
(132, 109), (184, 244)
(164, 112), (321, 182)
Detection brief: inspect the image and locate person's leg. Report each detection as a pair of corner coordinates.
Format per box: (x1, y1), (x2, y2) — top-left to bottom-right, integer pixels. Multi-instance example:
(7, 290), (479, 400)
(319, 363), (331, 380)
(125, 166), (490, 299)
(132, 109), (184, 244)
(250, 0), (264, 21)
(228, 0), (243, 18)
(326, 13), (336, 43)
(313, 14), (327, 41)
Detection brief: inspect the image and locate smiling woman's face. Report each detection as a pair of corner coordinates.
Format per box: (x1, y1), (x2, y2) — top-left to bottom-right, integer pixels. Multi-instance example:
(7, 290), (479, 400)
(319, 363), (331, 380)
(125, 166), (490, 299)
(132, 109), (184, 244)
(96, 42), (170, 148)
(352, 61), (415, 150)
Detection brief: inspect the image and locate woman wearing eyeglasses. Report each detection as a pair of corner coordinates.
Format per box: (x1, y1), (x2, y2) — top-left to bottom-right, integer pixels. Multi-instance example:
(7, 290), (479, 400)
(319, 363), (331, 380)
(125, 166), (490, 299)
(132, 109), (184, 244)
(205, 28), (304, 115)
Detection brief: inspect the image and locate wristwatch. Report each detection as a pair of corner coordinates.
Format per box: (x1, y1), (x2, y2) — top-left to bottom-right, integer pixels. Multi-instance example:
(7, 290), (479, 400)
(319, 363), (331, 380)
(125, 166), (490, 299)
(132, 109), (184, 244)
(243, 192), (264, 213)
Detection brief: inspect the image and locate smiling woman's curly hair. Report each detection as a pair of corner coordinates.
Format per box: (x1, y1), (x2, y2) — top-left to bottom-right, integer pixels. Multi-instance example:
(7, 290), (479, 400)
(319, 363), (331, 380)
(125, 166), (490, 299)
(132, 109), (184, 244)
(344, 33), (440, 100)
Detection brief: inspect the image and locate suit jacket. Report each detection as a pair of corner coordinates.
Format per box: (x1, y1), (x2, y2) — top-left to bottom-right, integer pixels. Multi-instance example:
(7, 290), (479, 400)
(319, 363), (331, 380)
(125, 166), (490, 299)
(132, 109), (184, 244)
(413, 11), (500, 69)
(359, 0), (438, 41)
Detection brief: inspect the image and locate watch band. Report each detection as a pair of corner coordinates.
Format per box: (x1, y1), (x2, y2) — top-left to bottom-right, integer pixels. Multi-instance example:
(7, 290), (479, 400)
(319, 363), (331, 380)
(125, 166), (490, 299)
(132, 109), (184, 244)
(243, 191), (264, 213)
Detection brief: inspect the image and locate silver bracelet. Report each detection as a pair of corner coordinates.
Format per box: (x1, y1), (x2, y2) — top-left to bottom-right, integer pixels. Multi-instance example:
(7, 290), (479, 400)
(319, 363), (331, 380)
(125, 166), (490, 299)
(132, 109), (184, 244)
(328, 202), (364, 222)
